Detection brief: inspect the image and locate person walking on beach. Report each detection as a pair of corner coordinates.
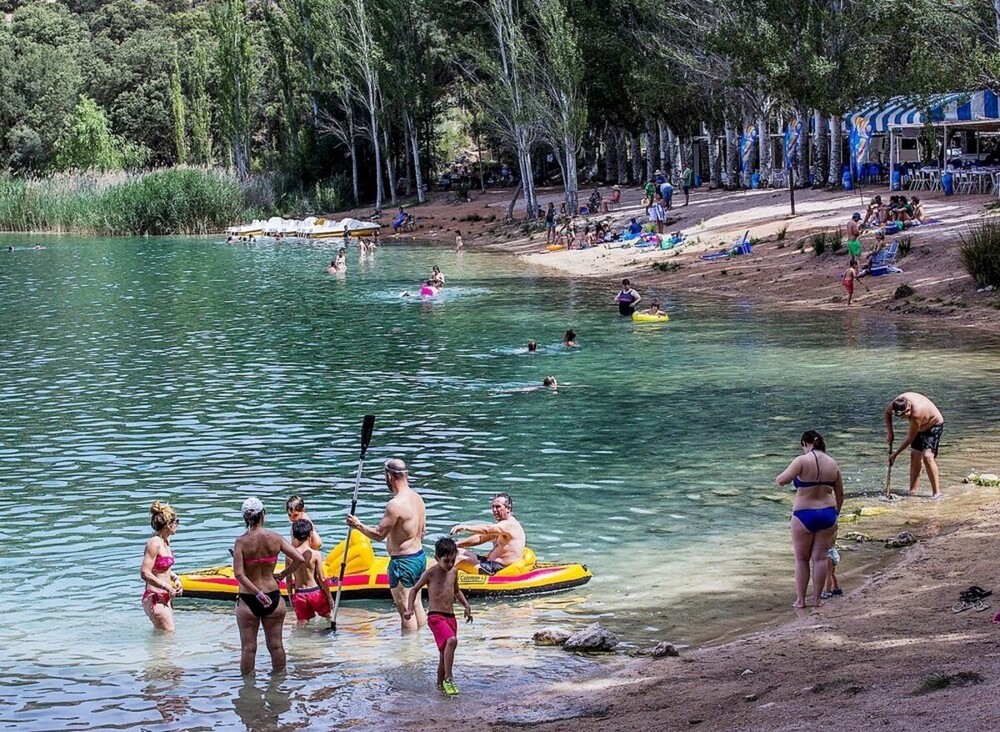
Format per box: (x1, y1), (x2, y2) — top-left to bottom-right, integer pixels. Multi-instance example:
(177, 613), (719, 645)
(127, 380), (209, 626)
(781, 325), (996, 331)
(842, 258), (858, 306)
(885, 393), (945, 497)
(846, 212), (863, 258)
(776, 430), (844, 609)
(643, 180), (656, 214)
(404, 537), (473, 696)
(233, 498), (305, 675)
(545, 202), (556, 244)
(450, 492), (526, 575)
(346, 458), (428, 631)
(140, 501), (183, 632)
(614, 278), (642, 316)
(682, 165), (693, 206)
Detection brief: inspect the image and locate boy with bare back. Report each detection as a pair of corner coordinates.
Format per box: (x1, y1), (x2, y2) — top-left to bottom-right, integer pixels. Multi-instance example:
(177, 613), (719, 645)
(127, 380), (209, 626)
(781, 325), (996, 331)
(404, 537), (473, 696)
(288, 519), (334, 627)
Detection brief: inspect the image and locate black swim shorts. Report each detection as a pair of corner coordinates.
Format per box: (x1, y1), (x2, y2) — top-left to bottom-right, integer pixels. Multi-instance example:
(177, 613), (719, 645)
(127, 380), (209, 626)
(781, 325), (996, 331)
(475, 554), (506, 576)
(911, 424), (944, 456)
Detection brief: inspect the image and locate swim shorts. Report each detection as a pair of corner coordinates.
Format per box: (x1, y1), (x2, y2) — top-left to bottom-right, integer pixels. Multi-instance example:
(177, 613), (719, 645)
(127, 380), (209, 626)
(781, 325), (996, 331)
(475, 554), (506, 576)
(291, 586), (331, 621)
(428, 611), (458, 651)
(388, 550), (426, 588)
(847, 239), (862, 257)
(911, 423), (944, 456)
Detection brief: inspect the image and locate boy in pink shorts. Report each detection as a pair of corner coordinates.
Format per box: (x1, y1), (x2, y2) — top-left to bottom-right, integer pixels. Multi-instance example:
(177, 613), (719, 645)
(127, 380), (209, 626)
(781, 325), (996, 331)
(404, 537), (473, 695)
(288, 519), (334, 627)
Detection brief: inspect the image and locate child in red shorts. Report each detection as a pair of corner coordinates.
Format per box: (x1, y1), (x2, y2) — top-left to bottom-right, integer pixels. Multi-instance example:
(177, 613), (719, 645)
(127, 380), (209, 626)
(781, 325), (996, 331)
(404, 537), (473, 695)
(288, 519), (334, 627)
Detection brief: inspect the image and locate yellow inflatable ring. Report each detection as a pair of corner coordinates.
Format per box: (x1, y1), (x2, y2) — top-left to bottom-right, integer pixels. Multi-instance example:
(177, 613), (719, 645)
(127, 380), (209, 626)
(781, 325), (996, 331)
(632, 312), (670, 322)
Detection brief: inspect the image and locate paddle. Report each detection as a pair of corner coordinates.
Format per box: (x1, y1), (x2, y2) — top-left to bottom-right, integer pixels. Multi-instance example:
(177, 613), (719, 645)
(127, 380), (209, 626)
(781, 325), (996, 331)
(330, 414), (376, 632)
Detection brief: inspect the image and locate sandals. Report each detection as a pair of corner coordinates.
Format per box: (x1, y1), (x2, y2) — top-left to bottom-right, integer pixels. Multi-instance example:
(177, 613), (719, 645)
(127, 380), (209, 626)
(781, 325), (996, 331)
(951, 586), (993, 613)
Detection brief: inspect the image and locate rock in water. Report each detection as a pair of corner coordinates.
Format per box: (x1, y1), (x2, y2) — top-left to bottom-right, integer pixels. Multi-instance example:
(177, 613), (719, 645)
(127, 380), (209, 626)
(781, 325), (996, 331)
(651, 641), (679, 658)
(563, 623), (619, 652)
(533, 629), (571, 646)
(885, 531), (917, 548)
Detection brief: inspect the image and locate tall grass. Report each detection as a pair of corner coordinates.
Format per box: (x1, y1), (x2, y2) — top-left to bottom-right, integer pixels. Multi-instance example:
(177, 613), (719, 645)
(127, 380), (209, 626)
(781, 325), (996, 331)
(0, 169), (272, 235)
(959, 222), (1000, 289)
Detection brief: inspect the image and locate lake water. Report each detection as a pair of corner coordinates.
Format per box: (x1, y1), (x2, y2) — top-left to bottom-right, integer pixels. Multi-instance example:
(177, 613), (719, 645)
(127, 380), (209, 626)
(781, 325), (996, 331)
(2, 235), (1000, 730)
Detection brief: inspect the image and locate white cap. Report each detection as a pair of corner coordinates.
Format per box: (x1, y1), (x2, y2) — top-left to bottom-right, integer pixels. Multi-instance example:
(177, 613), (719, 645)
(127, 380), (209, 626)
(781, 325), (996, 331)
(242, 497), (265, 515)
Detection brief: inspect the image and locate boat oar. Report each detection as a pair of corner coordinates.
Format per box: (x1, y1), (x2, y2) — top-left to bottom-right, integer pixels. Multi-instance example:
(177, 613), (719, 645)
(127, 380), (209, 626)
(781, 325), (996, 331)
(330, 414), (376, 633)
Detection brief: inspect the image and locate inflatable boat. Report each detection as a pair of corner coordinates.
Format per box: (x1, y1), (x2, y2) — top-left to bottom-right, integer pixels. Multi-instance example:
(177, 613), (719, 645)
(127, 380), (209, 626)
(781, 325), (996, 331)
(179, 534), (591, 601)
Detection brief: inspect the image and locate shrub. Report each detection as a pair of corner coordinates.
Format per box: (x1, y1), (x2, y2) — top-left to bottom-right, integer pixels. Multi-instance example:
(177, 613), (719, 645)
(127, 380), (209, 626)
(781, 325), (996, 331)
(959, 222), (1000, 289)
(811, 231), (827, 256)
(894, 284), (915, 299)
(776, 225), (788, 241)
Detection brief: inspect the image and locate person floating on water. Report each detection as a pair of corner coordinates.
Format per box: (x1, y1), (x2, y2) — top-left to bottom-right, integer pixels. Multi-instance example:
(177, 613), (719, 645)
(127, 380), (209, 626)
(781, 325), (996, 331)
(347, 458), (428, 632)
(542, 375), (557, 388)
(563, 329), (577, 348)
(614, 278), (642, 316)
(644, 301), (666, 317)
(327, 259), (339, 274)
(450, 492), (526, 576)
(404, 537), (473, 696)
(527, 341), (537, 353)
(140, 500), (182, 632)
(885, 392), (945, 497)
(288, 519), (335, 627)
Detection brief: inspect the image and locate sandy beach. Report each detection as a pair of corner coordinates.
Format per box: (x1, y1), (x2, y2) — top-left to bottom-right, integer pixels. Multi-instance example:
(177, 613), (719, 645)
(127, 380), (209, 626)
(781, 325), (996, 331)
(333, 185), (1000, 731)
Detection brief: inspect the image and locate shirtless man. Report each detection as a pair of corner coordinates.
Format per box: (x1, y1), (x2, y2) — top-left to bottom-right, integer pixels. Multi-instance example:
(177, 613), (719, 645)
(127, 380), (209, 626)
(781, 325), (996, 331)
(846, 212), (863, 258)
(449, 492), (526, 575)
(885, 392), (945, 497)
(347, 458), (427, 630)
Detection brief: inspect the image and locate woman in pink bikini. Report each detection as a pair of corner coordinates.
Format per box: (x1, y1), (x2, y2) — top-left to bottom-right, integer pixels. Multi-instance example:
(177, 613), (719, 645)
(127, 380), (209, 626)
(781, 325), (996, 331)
(140, 500), (182, 631)
(233, 497), (305, 675)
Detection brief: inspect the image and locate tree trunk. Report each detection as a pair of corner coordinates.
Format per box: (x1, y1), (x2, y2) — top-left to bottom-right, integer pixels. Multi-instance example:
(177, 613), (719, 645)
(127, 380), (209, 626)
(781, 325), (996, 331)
(384, 127), (398, 204)
(406, 112), (425, 203)
(615, 128), (628, 185)
(563, 132), (578, 214)
(628, 130), (642, 184)
(644, 116), (657, 182)
(814, 110), (829, 187)
(725, 122), (739, 187)
(658, 119), (669, 175)
(795, 104), (809, 188)
(757, 115), (771, 184)
(603, 127), (616, 184)
(506, 180), (523, 222)
(829, 114), (843, 186)
(708, 127), (722, 189)
(809, 110), (824, 186)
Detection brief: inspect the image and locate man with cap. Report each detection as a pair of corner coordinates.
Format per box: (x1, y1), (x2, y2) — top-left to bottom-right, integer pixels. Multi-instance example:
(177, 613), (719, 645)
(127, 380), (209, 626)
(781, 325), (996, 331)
(347, 458), (428, 631)
(884, 392), (945, 497)
(846, 212), (863, 257)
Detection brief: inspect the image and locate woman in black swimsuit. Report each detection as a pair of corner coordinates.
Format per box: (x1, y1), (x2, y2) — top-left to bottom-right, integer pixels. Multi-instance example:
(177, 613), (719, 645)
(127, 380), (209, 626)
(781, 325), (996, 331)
(233, 497), (305, 675)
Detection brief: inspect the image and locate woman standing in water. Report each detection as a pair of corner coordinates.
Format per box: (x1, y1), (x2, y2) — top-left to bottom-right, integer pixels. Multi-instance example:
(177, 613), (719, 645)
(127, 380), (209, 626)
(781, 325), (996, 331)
(233, 498), (305, 675)
(140, 501), (182, 631)
(776, 431), (843, 609)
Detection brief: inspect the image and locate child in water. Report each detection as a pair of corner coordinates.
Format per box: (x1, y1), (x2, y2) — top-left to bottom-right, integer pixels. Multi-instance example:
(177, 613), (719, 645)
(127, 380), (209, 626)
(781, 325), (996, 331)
(288, 519), (335, 626)
(404, 537), (473, 695)
(563, 329), (577, 348)
(644, 301), (666, 317)
(286, 495), (322, 550)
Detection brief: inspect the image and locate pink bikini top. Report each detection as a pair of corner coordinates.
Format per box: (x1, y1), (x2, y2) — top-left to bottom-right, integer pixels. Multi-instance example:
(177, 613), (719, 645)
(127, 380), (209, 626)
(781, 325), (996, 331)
(152, 555), (175, 572)
(245, 555), (278, 566)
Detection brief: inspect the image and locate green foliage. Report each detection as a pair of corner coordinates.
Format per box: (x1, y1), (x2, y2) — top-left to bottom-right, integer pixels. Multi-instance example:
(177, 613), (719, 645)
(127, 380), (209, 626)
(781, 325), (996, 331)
(170, 49), (189, 165)
(776, 225), (787, 241)
(810, 231), (827, 256)
(894, 284), (915, 299)
(0, 169), (263, 235)
(54, 96), (123, 172)
(959, 222), (1000, 289)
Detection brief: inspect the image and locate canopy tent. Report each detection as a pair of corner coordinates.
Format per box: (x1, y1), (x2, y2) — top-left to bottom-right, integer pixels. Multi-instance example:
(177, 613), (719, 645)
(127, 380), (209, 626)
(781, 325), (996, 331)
(846, 91), (1000, 132)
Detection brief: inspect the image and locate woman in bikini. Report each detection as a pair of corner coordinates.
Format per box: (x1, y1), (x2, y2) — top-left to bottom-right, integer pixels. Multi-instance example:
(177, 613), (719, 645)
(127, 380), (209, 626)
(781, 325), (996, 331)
(775, 431), (844, 609)
(140, 500), (182, 631)
(233, 497), (305, 675)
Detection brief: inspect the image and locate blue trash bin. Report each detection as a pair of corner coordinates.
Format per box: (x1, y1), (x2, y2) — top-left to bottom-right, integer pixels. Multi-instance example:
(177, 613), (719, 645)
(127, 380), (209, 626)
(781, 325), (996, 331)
(942, 172), (954, 196)
(842, 171), (853, 191)
(750, 172), (760, 189)
(891, 170), (901, 191)
(694, 174), (702, 187)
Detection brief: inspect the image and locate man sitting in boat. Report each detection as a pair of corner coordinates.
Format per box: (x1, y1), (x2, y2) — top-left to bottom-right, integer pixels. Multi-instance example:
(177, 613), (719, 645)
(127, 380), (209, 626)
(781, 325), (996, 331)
(449, 492), (526, 575)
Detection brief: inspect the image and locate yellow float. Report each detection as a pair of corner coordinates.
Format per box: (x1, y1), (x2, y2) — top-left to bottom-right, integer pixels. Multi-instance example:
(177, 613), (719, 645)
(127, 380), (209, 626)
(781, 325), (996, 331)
(632, 312), (670, 323)
(545, 244), (566, 252)
(179, 534), (591, 601)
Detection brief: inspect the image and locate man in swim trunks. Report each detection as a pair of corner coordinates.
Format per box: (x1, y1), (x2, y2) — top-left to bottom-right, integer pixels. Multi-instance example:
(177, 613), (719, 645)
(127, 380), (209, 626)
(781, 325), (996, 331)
(347, 458), (428, 631)
(885, 392), (945, 497)
(450, 492), (526, 575)
(846, 212), (863, 257)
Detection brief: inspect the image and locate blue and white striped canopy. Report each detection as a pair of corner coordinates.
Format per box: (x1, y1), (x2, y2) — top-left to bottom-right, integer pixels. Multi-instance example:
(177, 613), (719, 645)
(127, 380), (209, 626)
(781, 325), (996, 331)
(846, 91), (1000, 132)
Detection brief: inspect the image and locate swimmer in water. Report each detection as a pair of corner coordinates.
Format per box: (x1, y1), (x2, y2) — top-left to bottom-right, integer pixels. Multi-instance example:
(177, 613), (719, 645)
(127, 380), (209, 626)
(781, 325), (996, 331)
(563, 329), (577, 348)
(327, 259), (339, 274)
(644, 301), (666, 317)
(430, 266), (445, 287)
(527, 341), (537, 353)
(543, 376), (558, 388)
(334, 248), (347, 272)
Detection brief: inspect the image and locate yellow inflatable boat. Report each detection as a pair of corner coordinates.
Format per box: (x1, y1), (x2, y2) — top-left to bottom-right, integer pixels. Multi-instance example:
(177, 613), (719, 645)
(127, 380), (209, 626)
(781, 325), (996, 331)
(179, 535), (591, 601)
(632, 311), (669, 322)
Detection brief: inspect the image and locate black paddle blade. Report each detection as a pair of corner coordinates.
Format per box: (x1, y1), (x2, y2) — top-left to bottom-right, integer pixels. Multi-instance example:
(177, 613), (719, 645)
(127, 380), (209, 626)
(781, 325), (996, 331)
(360, 414), (376, 454)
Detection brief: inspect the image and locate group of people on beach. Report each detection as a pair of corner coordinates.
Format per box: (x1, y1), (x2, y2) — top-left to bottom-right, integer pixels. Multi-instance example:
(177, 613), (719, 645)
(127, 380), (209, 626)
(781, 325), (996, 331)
(141, 459), (526, 695)
(776, 392), (945, 608)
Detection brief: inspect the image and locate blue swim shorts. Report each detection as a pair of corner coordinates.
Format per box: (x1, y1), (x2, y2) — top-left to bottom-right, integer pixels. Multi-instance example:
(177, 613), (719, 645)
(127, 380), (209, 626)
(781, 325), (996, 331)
(387, 550), (426, 588)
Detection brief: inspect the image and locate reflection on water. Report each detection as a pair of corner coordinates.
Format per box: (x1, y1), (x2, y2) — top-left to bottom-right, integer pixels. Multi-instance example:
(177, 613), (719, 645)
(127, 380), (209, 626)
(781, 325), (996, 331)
(1, 235), (1000, 728)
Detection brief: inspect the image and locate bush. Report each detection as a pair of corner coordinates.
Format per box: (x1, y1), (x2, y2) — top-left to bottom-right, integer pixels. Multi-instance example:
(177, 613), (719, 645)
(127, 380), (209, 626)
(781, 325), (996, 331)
(959, 222), (1000, 289)
(810, 231), (827, 256)
(776, 225), (788, 242)
(894, 284), (915, 299)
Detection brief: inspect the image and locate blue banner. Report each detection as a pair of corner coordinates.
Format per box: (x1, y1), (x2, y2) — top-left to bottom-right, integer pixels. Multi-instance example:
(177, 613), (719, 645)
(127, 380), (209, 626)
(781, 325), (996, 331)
(783, 118), (802, 172)
(740, 124), (758, 172)
(848, 115), (872, 177)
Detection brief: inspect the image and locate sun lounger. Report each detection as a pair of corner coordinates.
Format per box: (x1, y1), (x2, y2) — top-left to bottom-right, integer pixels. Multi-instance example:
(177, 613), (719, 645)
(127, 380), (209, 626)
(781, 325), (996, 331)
(700, 231), (751, 261)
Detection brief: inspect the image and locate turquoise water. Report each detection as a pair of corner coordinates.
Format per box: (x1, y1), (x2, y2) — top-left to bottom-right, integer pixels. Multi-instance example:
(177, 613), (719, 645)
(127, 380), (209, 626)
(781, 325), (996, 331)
(2, 235), (1000, 730)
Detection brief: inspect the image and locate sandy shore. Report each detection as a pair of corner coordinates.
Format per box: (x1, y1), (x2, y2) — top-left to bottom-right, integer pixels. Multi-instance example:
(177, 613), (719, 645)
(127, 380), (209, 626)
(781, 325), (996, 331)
(333, 186), (1000, 730)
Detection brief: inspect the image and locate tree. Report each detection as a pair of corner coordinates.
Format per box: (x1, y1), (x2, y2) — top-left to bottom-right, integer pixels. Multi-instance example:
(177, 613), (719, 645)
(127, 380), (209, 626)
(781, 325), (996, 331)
(213, 0), (259, 178)
(54, 95), (123, 171)
(171, 49), (189, 164)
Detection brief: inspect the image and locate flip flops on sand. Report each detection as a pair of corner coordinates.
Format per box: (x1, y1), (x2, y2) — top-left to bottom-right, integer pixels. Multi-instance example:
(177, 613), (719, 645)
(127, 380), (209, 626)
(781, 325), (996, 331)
(951, 586), (992, 613)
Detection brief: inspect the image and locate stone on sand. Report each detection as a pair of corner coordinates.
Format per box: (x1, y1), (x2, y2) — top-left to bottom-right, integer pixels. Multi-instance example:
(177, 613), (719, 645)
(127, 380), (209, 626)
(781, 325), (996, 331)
(563, 623), (619, 652)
